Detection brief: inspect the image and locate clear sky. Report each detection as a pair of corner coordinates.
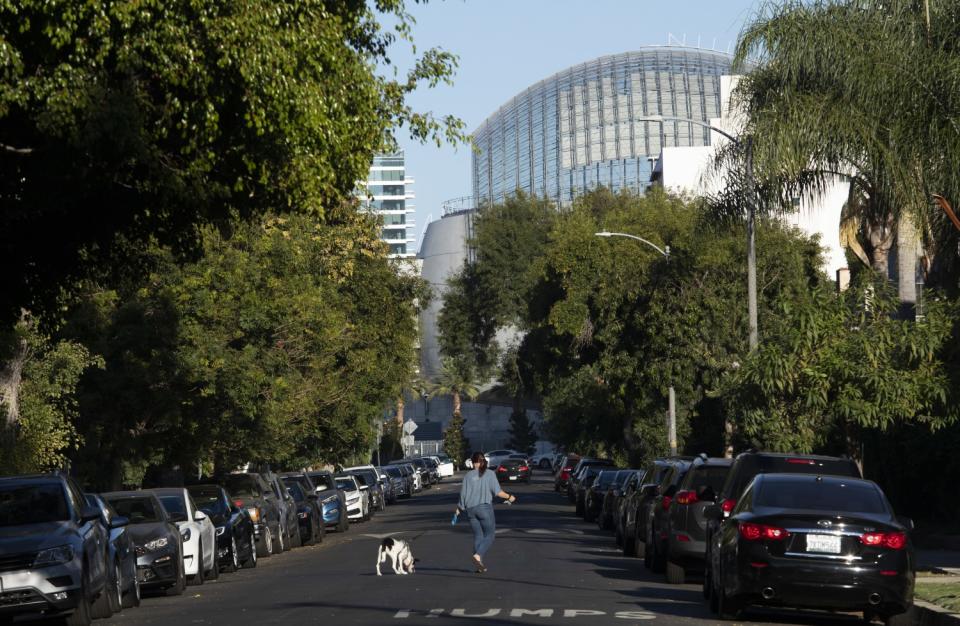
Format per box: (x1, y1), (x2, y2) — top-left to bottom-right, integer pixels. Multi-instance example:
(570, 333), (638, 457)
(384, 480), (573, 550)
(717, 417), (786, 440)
(390, 0), (765, 252)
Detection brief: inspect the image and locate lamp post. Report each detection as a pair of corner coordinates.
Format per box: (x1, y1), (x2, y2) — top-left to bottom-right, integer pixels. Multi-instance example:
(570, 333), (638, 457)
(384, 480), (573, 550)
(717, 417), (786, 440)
(594, 231), (677, 455)
(638, 115), (758, 352)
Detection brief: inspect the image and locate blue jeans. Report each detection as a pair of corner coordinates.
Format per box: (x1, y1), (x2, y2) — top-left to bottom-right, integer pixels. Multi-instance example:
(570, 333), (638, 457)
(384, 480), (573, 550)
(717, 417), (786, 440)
(466, 503), (496, 558)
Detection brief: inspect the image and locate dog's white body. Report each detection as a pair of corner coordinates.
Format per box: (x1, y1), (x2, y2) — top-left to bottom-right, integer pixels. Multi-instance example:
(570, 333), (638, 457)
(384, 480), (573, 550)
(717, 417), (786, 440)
(376, 537), (417, 575)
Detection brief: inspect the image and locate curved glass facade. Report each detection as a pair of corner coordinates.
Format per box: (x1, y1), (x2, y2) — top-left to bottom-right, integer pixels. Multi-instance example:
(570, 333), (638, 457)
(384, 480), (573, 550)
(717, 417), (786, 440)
(472, 47), (733, 205)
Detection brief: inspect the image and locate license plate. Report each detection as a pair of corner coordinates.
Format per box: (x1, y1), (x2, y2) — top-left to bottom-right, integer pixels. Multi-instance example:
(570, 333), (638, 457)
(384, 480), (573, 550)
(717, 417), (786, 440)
(806, 534), (841, 554)
(509, 476), (517, 481)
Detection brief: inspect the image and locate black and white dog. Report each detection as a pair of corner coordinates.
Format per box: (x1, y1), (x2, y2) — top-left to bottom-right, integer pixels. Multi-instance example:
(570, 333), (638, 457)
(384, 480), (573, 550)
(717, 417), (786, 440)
(376, 537), (418, 575)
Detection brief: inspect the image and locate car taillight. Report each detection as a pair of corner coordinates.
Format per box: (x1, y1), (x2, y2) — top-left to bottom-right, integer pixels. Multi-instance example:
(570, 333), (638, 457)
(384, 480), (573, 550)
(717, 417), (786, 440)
(721, 498), (737, 514)
(519, 466), (529, 472)
(661, 495), (673, 511)
(674, 490), (698, 505)
(561, 469), (571, 479)
(786, 458), (816, 465)
(498, 466), (507, 472)
(233, 499), (245, 508)
(861, 532), (907, 550)
(738, 522), (790, 541)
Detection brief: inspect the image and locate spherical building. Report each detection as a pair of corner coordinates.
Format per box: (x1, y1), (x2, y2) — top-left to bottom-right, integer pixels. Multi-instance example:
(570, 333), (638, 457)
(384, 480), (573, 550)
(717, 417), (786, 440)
(471, 47), (734, 205)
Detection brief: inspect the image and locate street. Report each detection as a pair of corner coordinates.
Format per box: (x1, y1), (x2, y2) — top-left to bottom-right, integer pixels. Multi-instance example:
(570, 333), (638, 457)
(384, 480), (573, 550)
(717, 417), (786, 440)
(110, 473), (872, 625)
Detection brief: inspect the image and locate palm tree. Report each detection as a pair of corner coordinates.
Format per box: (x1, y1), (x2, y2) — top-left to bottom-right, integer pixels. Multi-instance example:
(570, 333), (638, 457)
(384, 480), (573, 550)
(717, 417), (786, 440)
(430, 357), (480, 417)
(722, 0), (960, 292)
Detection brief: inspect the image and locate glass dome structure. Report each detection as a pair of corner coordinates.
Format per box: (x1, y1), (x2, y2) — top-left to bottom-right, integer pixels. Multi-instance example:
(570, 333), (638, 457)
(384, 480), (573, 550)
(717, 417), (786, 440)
(471, 47), (734, 205)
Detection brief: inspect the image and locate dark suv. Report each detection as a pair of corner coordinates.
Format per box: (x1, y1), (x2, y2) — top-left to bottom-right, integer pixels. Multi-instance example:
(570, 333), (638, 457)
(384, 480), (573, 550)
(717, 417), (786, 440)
(0, 474), (113, 625)
(567, 459), (615, 503)
(621, 458), (679, 557)
(220, 473), (281, 558)
(702, 452), (862, 602)
(639, 458), (694, 571)
(663, 456), (732, 584)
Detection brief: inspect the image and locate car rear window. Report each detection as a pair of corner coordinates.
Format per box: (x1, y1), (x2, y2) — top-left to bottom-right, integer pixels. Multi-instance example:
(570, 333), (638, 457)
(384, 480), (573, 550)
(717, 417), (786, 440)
(595, 472), (618, 488)
(308, 473), (335, 490)
(109, 496), (162, 523)
(728, 455), (860, 499)
(158, 495), (188, 522)
(188, 487), (228, 517)
(223, 475), (260, 498)
(284, 481), (306, 502)
(756, 479), (888, 514)
(687, 466), (729, 493)
(0, 483), (70, 526)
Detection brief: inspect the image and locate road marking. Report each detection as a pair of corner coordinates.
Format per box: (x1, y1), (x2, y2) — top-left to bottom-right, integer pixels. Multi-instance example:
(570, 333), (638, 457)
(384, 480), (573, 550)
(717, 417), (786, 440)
(362, 532), (403, 540)
(393, 609), (656, 620)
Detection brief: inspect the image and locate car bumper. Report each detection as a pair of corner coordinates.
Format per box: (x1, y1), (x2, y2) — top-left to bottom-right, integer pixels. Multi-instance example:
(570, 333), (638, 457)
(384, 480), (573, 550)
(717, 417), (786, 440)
(346, 501), (363, 519)
(733, 554), (914, 613)
(136, 551), (180, 588)
(668, 534), (707, 566)
(0, 561), (84, 617)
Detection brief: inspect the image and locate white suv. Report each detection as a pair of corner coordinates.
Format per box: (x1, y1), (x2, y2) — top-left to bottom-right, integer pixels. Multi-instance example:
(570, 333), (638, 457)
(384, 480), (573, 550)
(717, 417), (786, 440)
(484, 450), (519, 468)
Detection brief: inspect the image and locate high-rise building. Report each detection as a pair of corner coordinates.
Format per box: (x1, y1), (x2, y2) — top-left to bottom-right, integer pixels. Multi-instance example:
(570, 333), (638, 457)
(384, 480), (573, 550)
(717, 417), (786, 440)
(359, 153), (416, 258)
(472, 47), (733, 206)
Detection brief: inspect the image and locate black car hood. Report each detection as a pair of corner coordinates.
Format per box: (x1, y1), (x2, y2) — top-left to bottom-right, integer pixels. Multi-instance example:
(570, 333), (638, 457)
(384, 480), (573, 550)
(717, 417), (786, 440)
(127, 522), (174, 543)
(0, 521), (80, 553)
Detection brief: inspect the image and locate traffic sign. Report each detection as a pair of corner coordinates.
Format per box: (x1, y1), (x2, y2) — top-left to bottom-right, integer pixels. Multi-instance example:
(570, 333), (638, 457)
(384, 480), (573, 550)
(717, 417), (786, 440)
(402, 420), (418, 435)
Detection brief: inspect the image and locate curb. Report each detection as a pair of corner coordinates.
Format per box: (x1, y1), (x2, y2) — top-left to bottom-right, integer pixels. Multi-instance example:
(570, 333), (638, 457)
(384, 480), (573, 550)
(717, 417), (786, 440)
(912, 600), (960, 625)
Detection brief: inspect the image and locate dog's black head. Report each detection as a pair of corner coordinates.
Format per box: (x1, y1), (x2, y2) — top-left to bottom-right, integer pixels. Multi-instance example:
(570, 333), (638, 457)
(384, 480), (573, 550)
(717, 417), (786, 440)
(381, 537), (395, 549)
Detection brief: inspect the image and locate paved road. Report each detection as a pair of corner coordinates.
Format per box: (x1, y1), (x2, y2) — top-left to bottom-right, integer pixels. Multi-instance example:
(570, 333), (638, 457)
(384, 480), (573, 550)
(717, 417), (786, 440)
(110, 473), (874, 625)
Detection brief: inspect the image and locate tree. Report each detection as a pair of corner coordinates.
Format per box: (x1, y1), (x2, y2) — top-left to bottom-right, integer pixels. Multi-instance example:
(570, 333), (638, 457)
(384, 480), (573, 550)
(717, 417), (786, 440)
(430, 357), (481, 418)
(0, 0), (465, 327)
(443, 412), (470, 470)
(507, 408), (538, 456)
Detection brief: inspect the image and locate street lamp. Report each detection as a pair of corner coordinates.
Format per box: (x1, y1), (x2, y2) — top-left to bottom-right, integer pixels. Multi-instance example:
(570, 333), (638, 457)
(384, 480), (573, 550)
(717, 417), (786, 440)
(638, 115), (758, 352)
(594, 231), (677, 456)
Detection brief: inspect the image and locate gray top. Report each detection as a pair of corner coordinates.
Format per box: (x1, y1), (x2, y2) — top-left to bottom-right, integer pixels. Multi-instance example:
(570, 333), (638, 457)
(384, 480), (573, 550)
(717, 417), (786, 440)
(458, 469), (501, 510)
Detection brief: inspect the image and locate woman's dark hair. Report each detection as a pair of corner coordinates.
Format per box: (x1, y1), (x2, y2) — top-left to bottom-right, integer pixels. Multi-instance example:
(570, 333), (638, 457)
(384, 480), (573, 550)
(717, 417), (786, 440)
(471, 452), (488, 476)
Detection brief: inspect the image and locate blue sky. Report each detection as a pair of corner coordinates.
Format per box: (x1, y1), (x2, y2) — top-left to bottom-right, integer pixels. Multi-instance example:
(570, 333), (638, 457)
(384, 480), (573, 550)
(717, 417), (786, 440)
(388, 0), (764, 252)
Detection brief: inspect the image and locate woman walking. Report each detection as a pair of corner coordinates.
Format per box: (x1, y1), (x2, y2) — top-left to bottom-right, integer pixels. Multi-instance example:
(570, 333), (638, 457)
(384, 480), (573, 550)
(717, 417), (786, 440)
(455, 451), (516, 572)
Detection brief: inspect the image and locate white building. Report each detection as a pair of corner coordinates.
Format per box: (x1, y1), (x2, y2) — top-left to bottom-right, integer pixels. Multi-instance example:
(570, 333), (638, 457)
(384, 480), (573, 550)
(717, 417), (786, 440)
(359, 153), (417, 258)
(651, 75), (850, 278)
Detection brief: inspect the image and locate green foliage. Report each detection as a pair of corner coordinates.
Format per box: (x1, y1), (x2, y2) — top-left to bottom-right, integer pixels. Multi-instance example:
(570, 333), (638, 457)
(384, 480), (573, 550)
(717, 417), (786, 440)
(717, 281), (958, 458)
(63, 213), (425, 487)
(506, 408), (537, 456)
(0, 316), (101, 474)
(442, 412), (469, 470)
(0, 0), (465, 325)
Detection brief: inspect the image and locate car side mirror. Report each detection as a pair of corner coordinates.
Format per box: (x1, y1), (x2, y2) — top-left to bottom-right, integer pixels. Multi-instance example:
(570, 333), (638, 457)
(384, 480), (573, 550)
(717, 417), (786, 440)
(897, 515), (915, 531)
(80, 504), (101, 523)
(703, 505), (722, 521)
(110, 515), (130, 529)
(194, 510), (207, 522)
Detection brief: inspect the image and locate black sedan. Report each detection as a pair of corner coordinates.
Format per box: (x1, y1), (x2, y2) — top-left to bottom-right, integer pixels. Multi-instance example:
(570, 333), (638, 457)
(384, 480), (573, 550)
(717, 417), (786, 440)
(706, 473), (914, 624)
(495, 458), (531, 483)
(281, 478), (325, 546)
(187, 484), (257, 572)
(583, 469), (621, 523)
(86, 494), (141, 610)
(104, 491), (185, 596)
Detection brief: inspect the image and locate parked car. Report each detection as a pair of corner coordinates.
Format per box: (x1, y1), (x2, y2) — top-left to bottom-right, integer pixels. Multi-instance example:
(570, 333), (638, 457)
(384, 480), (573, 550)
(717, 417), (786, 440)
(334, 474), (367, 521)
(574, 466), (608, 516)
(378, 468), (397, 504)
(343, 466), (385, 513)
(429, 454), (455, 478)
(703, 451), (862, 601)
(152, 487), (218, 585)
(641, 458), (695, 572)
(383, 465), (412, 499)
(584, 469), (623, 523)
(531, 451), (557, 470)
(220, 472), (281, 558)
(0, 475), (113, 625)
(599, 469), (639, 531)
(569, 459), (615, 505)
(281, 479), (324, 546)
(407, 458), (436, 487)
(280, 472), (328, 540)
(705, 473), (913, 624)
(554, 454), (581, 491)
(305, 471), (349, 532)
(419, 457), (442, 483)
(663, 456), (732, 584)
(262, 471), (301, 550)
(495, 458), (531, 483)
(104, 490), (185, 597)
(615, 470), (646, 545)
(390, 460), (423, 492)
(484, 449), (519, 468)
(622, 458), (675, 556)
(85, 494), (140, 611)
(186, 484), (257, 572)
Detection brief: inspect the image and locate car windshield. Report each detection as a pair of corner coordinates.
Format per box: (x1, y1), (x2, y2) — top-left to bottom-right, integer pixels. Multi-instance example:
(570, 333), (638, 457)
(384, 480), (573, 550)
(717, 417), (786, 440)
(284, 482), (306, 502)
(335, 478), (356, 491)
(109, 497), (162, 523)
(0, 483), (70, 526)
(596, 472), (618, 488)
(308, 473), (335, 490)
(223, 475), (260, 498)
(385, 467), (402, 478)
(188, 488), (228, 517)
(357, 470), (379, 485)
(158, 495), (188, 522)
(756, 479), (888, 514)
(615, 471), (634, 487)
(350, 473), (370, 487)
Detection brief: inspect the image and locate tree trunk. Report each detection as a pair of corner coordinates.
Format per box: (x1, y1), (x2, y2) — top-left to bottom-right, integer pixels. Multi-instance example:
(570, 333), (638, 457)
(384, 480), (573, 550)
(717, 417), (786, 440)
(0, 333), (29, 428)
(724, 418), (735, 459)
(865, 213), (895, 280)
(452, 390), (461, 417)
(896, 211), (919, 318)
(395, 395), (405, 428)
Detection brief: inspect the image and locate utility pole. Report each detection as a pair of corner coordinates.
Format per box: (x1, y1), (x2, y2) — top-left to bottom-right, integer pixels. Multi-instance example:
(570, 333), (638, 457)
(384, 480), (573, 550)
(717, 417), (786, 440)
(745, 137), (758, 352)
(668, 386), (677, 456)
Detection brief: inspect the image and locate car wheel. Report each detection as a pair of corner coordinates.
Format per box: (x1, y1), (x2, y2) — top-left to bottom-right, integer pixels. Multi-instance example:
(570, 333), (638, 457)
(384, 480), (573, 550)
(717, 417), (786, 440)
(643, 531), (653, 568)
(277, 524), (288, 552)
(207, 543), (220, 581)
(666, 560), (685, 585)
(257, 525), (274, 558)
(883, 610), (915, 626)
(652, 538), (667, 574)
(292, 525), (302, 548)
(622, 529), (635, 556)
(242, 531), (258, 569)
(226, 535), (239, 573)
(317, 519), (326, 543)
(64, 575), (92, 626)
(107, 561), (123, 614)
(717, 577), (743, 620)
(90, 564), (115, 619)
(121, 573), (140, 609)
(167, 557), (186, 596)
(187, 543), (205, 586)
